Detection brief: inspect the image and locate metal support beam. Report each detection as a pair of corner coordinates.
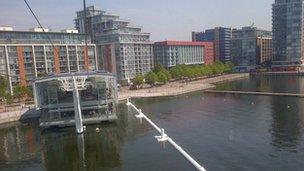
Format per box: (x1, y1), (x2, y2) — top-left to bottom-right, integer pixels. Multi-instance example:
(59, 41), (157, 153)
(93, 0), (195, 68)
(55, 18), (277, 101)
(32, 82), (39, 109)
(73, 76), (84, 134)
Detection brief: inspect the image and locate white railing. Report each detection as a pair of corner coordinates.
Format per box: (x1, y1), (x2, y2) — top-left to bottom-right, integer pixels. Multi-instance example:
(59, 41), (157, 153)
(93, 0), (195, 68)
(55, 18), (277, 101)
(126, 99), (207, 171)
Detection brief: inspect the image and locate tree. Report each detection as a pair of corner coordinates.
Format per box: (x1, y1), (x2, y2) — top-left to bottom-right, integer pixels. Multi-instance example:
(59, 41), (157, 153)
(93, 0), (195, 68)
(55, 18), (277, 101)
(170, 65), (183, 80)
(0, 76), (9, 101)
(157, 71), (168, 84)
(145, 72), (158, 86)
(225, 61), (235, 73)
(0, 76), (8, 90)
(132, 75), (144, 88)
(13, 86), (32, 101)
(153, 63), (166, 73)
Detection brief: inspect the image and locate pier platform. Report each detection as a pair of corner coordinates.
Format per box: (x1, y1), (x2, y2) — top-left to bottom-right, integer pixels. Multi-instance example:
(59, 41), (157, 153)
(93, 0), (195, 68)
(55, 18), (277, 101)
(204, 90), (304, 98)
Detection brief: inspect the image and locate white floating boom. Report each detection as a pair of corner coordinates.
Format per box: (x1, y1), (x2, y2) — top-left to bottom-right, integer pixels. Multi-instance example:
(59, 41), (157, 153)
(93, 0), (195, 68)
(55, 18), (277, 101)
(127, 99), (207, 171)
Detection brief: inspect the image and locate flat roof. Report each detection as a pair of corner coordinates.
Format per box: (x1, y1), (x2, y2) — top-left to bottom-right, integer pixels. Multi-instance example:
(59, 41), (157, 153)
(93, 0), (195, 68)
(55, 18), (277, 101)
(34, 71), (116, 83)
(0, 30), (87, 36)
(154, 40), (213, 46)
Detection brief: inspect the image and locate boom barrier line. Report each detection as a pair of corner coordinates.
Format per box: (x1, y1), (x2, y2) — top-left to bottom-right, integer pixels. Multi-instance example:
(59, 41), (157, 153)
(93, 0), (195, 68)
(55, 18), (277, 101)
(126, 99), (207, 171)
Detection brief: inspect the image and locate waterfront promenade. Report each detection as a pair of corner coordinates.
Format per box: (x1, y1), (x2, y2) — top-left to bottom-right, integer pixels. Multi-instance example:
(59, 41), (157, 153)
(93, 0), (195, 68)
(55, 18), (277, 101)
(0, 73), (248, 125)
(118, 73), (249, 101)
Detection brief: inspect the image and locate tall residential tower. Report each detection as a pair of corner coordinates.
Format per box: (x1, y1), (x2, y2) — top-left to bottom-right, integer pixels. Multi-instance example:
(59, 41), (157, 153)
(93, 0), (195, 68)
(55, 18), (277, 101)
(272, 0), (304, 65)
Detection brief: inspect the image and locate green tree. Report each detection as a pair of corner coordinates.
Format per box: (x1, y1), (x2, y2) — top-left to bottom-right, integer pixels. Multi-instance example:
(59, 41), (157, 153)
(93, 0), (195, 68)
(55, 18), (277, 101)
(225, 61), (235, 72)
(145, 72), (158, 86)
(0, 76), (10, 101)
(153, 63), (166, 73)
(161, 69), (171, 80)
(157, 71), (168, 84)
(132, 75), (144, 88)
(170, 65), (183, 80)
(0, 76), (8, 90)
(13, 86), (32, 101)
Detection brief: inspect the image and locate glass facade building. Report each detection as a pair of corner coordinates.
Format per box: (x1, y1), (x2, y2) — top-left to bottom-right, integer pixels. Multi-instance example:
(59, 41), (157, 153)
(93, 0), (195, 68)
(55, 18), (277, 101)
(75, 6), (153, 84)
(192, 27), (231, 62)
(272, 0), (304, 65)
(231, 26), (272, 67)
(33, 72), (117, 128)
(0, 30), (98, 94)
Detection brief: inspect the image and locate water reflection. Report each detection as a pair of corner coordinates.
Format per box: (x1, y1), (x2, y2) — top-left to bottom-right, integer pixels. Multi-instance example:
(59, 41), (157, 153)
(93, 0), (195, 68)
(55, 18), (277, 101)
(0, 103), (153, 171)
(270, 97), (304, 152)
(77, 134), (86, 171)
(0, 123), (41, 169)
(40, 119), (126, 170)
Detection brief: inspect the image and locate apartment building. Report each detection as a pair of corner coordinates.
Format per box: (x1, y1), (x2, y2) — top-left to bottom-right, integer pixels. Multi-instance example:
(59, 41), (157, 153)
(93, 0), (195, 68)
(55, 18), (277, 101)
(153, 41), (208, 68)
(257, 36), (273, 65)
(75, 6), (153, 84)
(0, 28), (97, 93)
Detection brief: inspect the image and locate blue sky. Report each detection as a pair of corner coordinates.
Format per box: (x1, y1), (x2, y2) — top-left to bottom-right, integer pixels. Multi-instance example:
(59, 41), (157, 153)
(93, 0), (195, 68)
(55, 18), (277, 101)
(0, 0), (273, 41)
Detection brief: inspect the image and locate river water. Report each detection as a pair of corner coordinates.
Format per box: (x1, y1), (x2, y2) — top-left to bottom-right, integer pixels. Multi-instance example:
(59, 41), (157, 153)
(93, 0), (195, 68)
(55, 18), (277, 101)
(0, 75), (304, 171)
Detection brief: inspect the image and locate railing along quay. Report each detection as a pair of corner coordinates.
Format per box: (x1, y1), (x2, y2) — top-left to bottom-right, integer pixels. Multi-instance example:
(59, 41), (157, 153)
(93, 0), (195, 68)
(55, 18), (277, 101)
(126, 99), (207, 171)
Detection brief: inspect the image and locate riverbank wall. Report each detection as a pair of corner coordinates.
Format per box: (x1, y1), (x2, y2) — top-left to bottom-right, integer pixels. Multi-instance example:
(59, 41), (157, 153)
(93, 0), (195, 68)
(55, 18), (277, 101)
(118, 73), (249, 101)
(251, 71), (304, 76)
(0, 108), (29, 125)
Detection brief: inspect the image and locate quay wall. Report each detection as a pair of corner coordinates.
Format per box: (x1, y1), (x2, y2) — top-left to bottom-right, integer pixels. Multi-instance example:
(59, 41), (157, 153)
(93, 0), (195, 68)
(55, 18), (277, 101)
(0, 108), (29, 124)
(251, 72), (304, 76)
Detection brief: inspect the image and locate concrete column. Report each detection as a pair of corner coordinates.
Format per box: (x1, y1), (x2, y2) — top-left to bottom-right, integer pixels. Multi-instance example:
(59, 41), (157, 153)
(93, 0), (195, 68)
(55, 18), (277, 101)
(73, 76), (83, 134)
(43, 45), (48, 73)
(66, 45), (71, 73)
(76, 45), (80, 72)
(94, 45), (98, 70)
(4, 45), (13, 95)
(32, 45), (38, 78)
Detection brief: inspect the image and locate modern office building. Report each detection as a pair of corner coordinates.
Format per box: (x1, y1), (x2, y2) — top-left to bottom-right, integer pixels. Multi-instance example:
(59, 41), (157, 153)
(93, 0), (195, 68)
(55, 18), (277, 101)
(231, 26), (272, 69)
(192, 27), (231, 62)
(75, 6), (154, 84)
(272, 0), (304, 66)
(154, 41), (209, 68)
(0, 28), (98, 94)
(257, 36), (273, 65)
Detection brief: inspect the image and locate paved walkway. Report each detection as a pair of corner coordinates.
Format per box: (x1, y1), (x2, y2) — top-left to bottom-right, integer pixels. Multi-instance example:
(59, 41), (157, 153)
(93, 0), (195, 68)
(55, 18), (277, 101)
(118, 73), (249, 101)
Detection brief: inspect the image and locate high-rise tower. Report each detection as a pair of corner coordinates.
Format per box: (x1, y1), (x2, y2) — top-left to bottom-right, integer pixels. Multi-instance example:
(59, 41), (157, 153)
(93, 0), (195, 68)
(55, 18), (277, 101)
(272, 0), (304, 65)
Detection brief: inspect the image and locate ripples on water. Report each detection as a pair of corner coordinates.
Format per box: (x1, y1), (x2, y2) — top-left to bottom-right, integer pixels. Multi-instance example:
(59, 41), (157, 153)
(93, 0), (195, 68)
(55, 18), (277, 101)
(0, 75), (304, 171)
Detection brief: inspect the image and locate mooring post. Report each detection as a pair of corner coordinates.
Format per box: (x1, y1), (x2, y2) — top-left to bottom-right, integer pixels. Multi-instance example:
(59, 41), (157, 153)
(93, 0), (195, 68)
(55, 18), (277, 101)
(73, 76), (84, 134)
